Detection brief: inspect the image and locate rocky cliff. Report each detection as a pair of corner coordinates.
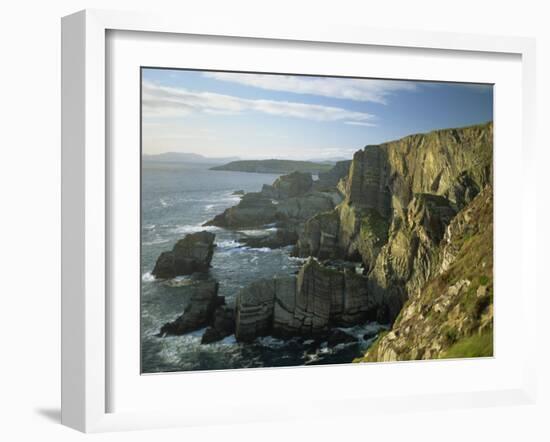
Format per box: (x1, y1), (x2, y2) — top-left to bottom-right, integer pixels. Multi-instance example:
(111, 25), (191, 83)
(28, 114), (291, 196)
(234, 259), (377, 342)
(295, 122), (492, 322)
(355, 186), (493, 361)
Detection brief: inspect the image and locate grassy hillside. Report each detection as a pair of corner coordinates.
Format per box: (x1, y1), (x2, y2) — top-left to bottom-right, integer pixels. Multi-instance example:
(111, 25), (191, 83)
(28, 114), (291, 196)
(210, 159), (334, 174)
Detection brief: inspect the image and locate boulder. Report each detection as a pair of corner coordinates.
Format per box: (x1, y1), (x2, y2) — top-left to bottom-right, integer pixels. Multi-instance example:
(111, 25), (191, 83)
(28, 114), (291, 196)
(158, 281), (223, 336)
(152, 231), (216, 279)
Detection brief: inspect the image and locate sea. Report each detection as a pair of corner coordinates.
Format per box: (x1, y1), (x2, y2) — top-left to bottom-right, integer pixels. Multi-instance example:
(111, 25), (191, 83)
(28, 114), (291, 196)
(141, 161), (384, 373)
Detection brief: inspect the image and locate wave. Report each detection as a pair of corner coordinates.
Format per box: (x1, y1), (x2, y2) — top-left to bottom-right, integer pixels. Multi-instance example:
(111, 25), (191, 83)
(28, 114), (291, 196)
(142, 238), (170, 246)
(216, 239), (243, 249)
(142, 272), (156, 282)
(245, 247), (272, 253)
(171, 223), (220, 235)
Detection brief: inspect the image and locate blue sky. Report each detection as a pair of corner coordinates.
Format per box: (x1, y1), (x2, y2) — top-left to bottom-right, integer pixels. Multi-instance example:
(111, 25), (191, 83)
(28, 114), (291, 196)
(142, 68), (493, 160)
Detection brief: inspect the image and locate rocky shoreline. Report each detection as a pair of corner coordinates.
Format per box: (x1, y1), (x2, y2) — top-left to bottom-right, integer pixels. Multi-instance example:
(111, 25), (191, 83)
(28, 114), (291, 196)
(150, 122), (494, 362)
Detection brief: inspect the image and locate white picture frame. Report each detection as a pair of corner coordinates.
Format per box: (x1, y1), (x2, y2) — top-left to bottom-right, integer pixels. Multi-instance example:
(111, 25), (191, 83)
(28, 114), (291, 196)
(61, 9), (537, 433)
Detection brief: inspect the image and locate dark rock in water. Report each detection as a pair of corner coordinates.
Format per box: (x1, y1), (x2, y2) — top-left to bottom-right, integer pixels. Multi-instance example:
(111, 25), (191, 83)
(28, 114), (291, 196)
(201, 305), (236, 344)
(158, 281), (222, 336)
(152, 231), (216, 279)
(327, 329), (358, 347)
(261, 171), (313, 199)
(235, 279), (277, 342)
(201, 327), (224, 344)
(240, 228), (298, 249)
(232, 189), (245, 196)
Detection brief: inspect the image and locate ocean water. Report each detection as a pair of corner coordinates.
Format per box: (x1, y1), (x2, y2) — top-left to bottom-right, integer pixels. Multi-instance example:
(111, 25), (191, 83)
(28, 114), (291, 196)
(141, 161), (384, 373)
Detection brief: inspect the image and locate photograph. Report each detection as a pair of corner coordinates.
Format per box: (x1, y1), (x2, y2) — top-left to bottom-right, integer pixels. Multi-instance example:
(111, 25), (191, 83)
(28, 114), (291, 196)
(140, 68), (494, 373)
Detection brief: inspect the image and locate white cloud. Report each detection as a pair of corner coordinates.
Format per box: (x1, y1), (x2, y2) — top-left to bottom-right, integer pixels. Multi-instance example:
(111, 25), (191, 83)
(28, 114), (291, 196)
(142, 81), (376, 123)
(344, 121), (377, 127)
(203, 72), (417, 104)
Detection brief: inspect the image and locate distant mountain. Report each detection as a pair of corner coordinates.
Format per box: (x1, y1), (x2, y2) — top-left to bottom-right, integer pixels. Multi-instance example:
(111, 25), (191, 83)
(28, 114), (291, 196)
(210, 159), (334, 174)
(143, 152), (240, 164)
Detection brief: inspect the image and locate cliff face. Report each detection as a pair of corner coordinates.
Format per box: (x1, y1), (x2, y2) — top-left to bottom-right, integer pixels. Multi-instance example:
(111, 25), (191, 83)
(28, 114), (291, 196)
(234, 258), (378, 342)
(295, 122), (493, 322)
(356, 186), (493, 362)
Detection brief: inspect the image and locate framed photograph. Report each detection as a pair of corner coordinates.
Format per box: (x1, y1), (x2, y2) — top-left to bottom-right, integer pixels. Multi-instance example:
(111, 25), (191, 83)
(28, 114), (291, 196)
(61, 9), (537, 432)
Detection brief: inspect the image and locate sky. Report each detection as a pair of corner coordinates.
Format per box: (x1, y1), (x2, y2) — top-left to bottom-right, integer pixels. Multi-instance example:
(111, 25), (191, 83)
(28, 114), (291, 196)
(142, 68), (493, 160)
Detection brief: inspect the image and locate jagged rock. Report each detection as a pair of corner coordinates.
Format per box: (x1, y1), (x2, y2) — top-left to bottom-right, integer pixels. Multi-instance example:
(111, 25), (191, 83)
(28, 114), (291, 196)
(294, 122), (492, 270)
(232, 190), (245, 195)
(235, 279), (277, 342)
(234, 259), (376, 342)
(152, 231), (216, 278)
(201, 305), (236, 344)
(357, 187), (493, 363)
(158, 281), (222, 336)
(261, 171), (313, 199)
(205, 170), (341, 229)
(327, 329), (358, 347)
(368, 193), (457, 323)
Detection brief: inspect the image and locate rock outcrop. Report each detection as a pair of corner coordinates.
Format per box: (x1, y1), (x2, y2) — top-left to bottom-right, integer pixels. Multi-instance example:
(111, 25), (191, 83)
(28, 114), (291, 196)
(295, 122), (492, 323)
(203, 192), (277, 228)
(356, 186), (493, 362)
(201, 305), (235, 344)
(152, 231), (216, 279)
(234, 259), (377, 342)
(295, 123), (492, 266)
(367, 193), (457, 322)
(261, 171), (313, 199)
(158, 281), (223, 336)
(204, 170), (342, 230)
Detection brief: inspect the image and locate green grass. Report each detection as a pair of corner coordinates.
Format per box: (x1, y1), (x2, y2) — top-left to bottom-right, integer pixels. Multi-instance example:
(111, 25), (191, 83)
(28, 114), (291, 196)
(439, 330), (493, 359)
(210, 159), (333, 174)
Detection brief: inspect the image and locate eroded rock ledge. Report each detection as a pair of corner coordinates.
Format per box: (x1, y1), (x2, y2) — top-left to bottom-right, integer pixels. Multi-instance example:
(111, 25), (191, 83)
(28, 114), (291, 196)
(234, 258), (379, 342)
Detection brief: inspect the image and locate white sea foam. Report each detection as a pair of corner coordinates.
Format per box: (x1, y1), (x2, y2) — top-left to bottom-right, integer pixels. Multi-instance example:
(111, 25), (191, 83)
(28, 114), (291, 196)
(216, 239), (243, 249)
(142, 272), (156, 282)
(159, 198), (172, 208)
(245, 247), (272, 253)
(238, 229), (270, 237)
(142, 238), (170, 246)
(257, 336), (287, 349)
(171, 224), (220, 235)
